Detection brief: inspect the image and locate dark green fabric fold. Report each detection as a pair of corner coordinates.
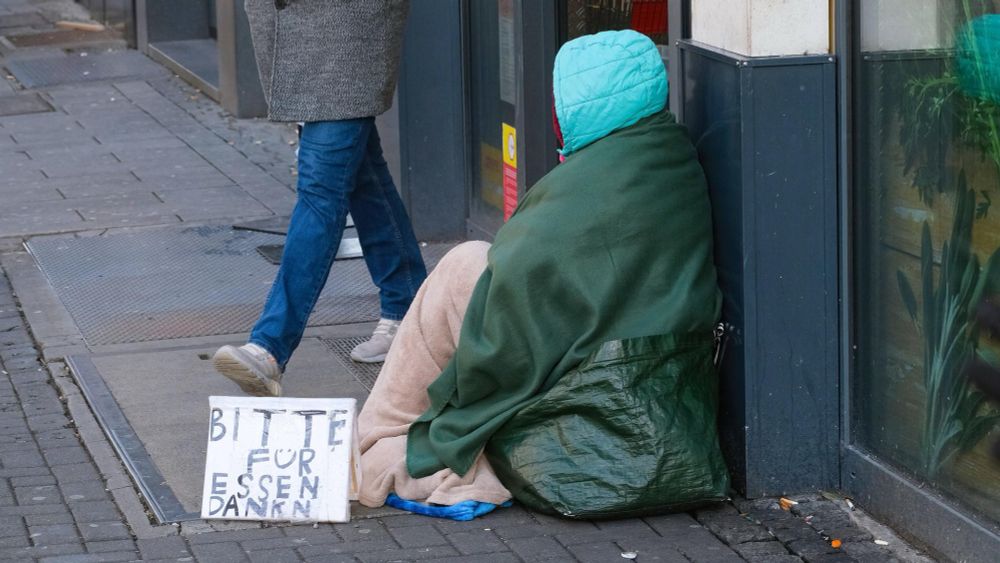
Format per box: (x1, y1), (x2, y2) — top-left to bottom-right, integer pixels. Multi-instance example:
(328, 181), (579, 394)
(406, 110), (721, 478)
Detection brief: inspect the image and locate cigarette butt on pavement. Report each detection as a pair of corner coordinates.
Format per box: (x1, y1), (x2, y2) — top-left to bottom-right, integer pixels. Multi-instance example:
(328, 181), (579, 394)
(55, 21), (106, 32)
(779, 497), (798, 511)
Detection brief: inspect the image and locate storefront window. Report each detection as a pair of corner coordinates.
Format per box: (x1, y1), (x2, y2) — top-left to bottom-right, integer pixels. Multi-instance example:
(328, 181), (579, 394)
(465, 1), (670, 238)
(854, 0), (1000, 522)
(565, 0), (669, 46)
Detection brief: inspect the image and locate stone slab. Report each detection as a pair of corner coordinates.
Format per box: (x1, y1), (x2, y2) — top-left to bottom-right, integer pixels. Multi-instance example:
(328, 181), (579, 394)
(0, 251), (87, 358)
(0, 12), (46, 29)
(0, 92), (52, 116)
(4, 28), (120, 48)
(5, 51), (166, 88)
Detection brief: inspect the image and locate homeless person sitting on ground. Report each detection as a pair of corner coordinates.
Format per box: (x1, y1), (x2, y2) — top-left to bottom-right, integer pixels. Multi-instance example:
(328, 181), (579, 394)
(358, 30), (730, 521)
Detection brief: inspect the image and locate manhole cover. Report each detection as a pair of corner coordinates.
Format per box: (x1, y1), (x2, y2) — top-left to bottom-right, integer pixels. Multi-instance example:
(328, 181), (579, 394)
(26, 226), (453, 346)
(5, 28), (119, 48)
(0, 92), (52, 116)
(5, 50), (165, 88)
(324, 336), (382, 390)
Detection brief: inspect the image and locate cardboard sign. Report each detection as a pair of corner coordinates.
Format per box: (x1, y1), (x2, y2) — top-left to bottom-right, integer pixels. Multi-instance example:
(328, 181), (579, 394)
(201, 397), (359, 523)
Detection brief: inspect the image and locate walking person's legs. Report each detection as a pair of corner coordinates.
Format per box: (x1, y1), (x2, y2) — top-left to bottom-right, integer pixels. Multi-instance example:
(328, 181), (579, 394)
(214, 119), (375, 396)
(349, 124), (428, 362)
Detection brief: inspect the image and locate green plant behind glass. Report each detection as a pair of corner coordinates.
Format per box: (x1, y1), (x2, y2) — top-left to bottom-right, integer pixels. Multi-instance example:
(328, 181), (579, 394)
(897, 179), (1000, 479)
(900, 73), (1000, 205)
(898, 4), (1000, 205)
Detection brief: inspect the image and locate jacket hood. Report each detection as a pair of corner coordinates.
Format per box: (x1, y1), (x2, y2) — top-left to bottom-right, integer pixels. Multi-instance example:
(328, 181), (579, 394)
(554, 30), (668, 157)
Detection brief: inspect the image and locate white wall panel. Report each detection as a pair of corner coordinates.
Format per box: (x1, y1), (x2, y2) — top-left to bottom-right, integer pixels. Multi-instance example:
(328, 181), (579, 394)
(860, 0), (954, 51)
(692, 0), (829, 57)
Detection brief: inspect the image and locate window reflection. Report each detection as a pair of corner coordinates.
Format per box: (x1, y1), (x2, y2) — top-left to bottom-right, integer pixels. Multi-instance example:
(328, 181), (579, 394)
(565, 0), (669, 46)
(855, 0), (1000, 523)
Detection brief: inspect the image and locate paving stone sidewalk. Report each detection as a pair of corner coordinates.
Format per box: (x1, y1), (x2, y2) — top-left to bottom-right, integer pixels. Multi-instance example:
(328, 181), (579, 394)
(2, 264), (927, 562)
(0, 10), (299, 243)
(3, 273), (741, 563)
(0, 1), (936, 561)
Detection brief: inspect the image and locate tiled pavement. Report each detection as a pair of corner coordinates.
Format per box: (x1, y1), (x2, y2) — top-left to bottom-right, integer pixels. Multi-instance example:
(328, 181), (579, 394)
(0, 5), (299, 243)
(1, 269), (758, 563)
(0, 273), (916, 562)
(3, 269), (761, 561)
(0, 78), (296, 239)
(0, 1), (932, 562)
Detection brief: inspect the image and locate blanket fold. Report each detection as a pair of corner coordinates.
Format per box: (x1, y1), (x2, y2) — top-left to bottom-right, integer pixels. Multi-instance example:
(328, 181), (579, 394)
(407, 110), (722, 478)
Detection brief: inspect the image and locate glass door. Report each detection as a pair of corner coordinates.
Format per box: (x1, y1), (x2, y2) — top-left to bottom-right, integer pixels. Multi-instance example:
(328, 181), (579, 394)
(563, 0), (668, 44)
(467, 0), (519, 239)
(562, 1), (670, 87)
(465, 1), (670, 240)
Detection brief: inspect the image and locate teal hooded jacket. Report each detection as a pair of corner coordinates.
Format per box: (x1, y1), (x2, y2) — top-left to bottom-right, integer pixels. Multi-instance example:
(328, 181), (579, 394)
(406, 30), (720, 479)
(555, 29), (669, 156)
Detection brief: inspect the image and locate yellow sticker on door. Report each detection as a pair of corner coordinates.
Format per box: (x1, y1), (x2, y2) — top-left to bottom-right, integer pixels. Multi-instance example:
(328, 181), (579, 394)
(502, 123), (517, 168)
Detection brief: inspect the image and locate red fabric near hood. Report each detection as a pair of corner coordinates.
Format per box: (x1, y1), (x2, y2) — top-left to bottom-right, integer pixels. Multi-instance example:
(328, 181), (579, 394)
(552, 97), (564, 150)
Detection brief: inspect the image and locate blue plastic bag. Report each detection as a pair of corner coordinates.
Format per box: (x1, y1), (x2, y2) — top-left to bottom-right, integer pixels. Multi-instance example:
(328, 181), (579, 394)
(384, 493), (510, 521)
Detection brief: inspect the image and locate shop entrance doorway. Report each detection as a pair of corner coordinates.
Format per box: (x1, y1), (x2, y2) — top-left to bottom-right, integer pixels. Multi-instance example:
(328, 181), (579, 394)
(463, 1), (669, 240)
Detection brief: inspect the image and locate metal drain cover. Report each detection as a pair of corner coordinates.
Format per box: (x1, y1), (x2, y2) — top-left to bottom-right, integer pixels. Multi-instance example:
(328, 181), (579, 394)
(0, 92), (52, 116)
(5, 50), (166, 88)
(257, 236), (363, 265)
(233, 216), (291, 236)
(26, 226), (452, 346)
(324, 336), (382, 390)
(234, 215), (354, 236)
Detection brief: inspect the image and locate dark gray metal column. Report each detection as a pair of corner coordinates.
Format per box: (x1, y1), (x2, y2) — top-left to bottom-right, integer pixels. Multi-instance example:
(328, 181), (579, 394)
(667, 0), (689, 115)
(216, 0), (267, 118)
(397, 0), (468, 241)
(678, 41), (840, 498)
(516, 1), (559, 191)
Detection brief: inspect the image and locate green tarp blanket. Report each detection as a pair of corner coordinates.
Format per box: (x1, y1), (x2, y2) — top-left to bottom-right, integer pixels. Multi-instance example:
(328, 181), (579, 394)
(406, 110), (723, 479)
(487, 332), (731, 518)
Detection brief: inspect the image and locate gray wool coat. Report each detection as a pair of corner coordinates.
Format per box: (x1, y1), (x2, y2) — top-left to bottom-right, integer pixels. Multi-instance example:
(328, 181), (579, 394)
(244, 0), (409, 122)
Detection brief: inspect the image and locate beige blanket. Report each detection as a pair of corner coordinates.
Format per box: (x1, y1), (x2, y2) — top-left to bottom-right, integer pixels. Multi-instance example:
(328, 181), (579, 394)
(356, 242), (512, 507)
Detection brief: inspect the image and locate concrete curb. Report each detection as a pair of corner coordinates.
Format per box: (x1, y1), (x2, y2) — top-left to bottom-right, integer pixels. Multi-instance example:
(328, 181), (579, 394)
(47, 360), (179, 540)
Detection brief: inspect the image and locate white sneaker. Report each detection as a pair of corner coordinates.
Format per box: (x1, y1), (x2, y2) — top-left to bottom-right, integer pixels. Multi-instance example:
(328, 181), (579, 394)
(350, 318), (400, 363)
(213, 343), (283, 397)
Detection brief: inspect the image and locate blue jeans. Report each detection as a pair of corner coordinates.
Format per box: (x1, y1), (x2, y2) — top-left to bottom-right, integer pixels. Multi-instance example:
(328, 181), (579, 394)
(250, 119), (427, 367)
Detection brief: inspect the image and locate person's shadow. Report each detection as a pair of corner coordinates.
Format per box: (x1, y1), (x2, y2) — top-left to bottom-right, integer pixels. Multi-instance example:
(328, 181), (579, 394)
(967, 299), (1000, 461)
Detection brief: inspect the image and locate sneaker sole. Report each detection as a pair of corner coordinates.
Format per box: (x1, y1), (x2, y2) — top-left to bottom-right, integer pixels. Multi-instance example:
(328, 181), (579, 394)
(213, 355), (282, 397)
(350, 352), (387, 364)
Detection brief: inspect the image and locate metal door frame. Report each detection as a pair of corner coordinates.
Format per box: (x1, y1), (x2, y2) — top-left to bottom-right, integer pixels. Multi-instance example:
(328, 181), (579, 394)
(461, 0), (560, 241)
